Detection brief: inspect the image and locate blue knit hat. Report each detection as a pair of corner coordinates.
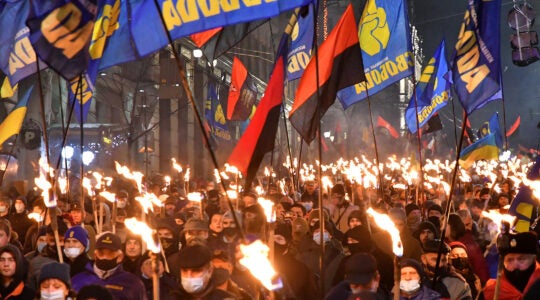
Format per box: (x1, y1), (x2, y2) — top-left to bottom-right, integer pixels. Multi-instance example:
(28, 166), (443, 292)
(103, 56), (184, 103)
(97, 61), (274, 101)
(64, 226), (89, 249)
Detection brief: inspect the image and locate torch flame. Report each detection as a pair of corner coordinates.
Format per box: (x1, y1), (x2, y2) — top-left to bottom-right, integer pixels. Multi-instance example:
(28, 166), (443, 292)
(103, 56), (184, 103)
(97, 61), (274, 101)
(125, 218), (160, 253)
(239, 240), (282, 291)
(187, 192), (203, 202)
(366, 208), (403, 257)
(28, 212), (43, 222)
(99, 191), (116, 203)
(257, 197), (275, 223)
(171, 158), (182, 173)
(135, 193), (163, 213)
(115, 161), (144, 193)
(34, 158), (55, 207)
(482, 210), (516, 232)
(57, 176), (68, 195)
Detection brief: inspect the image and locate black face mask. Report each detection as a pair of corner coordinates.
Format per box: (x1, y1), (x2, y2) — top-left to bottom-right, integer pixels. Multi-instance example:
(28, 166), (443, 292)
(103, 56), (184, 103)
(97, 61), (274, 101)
(213, 267), (230, 286)
(222, 227), (237, 237)
(274, 242), (288, 255)
(348, 243), (370, 254)
(95, 257), (119, 271)
(451, 257), (471, 272)
(504, 262), (536, 292)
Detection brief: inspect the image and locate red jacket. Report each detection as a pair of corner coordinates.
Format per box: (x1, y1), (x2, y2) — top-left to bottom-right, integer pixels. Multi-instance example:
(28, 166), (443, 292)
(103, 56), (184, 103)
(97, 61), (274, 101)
(484, 262), (540, 300)
(459, 232), (490, 283)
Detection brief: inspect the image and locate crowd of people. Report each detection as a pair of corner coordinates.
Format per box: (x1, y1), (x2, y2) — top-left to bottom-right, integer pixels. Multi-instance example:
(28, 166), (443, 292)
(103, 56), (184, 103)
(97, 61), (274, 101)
(0, 156), (538, 299)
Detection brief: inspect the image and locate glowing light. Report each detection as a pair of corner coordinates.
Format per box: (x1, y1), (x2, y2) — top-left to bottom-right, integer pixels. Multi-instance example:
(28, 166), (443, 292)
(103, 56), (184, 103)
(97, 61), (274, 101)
(257, 197), (275, 223)
(61, 146), (74, 159)
(367, 208), (403, 257)
(187, 192), (203, 202)
(99, 191), (116, 203)
(125, 218), (160, 253)
(82, 151), (95, 166)
(193, 49), (203, 58)
(115, 161), (144, 193)
(34, 158), (55, 207)
(482, 210), (516, 232)
(239, 240), (282, 291)
(171, 158), (182, 173)
(57, 176), (68, 195)
(28, 212), (43, 222)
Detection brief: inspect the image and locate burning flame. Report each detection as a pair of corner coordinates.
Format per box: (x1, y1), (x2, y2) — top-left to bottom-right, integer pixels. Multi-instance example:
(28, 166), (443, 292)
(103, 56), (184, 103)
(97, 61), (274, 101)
(482, 210), (516, 232)
(115, 161), (144, 193)
(187, 192), (203, 202)
(125, 218), (160, 253)
(366, 207), (403, 257)
(257, 197), (275, 222)
(239, 240), (282, 291)
(184, 168), (190, 182)
(35, 158), (55, 207)
(99, 191), (116, 203)
(171, 158), (182, 173)
(226, 190), (238, 200)
(135, 193), (163, 213)
(57, 176), (68, 195)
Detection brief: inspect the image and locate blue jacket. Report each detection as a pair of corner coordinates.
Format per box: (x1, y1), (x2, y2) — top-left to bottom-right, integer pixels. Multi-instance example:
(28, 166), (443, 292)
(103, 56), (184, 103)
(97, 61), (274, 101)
(72, 262), (147, 300)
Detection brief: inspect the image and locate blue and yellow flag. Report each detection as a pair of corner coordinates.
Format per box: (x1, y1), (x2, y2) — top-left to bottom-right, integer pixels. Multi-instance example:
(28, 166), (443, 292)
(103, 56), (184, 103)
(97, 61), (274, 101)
(130, 0), (312, 58)
(477, 112), (503, 149)
(0, 87), (33, 146)
(205, 82), (232, 144)
(452, 0), (502, 115)
(337, 0), (413, 108)
(509, 186), (536, 232)
(27, 0), (98, 81)
(287, 4), (314, 81)
(459, 114), (502, 169)
(0, 0), (46, 86)
(405, 39), (450, 133)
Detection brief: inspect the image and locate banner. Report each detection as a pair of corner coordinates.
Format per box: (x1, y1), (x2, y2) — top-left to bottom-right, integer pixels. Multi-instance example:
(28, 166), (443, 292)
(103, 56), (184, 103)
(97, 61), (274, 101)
(337, 0), (413, 108)
(287, 4), (314, 81)
(452, 0), (502, 115)
(130, 0), (313, 57)
(405, 40), (450, 133)
(205, 82), (232, 143)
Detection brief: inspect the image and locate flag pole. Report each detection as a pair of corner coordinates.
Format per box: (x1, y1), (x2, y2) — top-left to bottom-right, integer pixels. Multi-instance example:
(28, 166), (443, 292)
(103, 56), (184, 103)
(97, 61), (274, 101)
(78, 76), (86, 213)
(432, 112), (468, 285)
(365, 87), (384, 200)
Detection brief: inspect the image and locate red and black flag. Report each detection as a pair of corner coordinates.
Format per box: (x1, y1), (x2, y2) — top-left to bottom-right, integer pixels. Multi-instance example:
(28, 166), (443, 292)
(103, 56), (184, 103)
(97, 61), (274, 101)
(227, 56), (258, 121)
(424, 113), (443, 134)
(506, 115), (520, 137)
(191, 21), (267, 62)
(376, 116), (399, 138)
(289, 4), (365, 143)
(227, 36), (288, 190)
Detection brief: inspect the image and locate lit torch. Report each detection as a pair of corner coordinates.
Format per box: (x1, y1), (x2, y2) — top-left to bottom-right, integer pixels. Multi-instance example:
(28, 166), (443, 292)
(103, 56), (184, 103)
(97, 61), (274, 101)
(100, 191), (116, 233)
(187, 192), (204, 219)
(239, 240), (282, 291)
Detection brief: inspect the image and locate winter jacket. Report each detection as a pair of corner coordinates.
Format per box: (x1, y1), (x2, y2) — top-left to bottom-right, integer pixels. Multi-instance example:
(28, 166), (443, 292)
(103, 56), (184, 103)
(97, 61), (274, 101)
(72, 262), (147, 300)
(395, 285), (440, 300)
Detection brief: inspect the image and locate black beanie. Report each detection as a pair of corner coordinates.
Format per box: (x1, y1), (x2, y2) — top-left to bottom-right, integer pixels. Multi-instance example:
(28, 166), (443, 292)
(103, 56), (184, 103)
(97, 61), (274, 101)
(39, 262), (71, 289)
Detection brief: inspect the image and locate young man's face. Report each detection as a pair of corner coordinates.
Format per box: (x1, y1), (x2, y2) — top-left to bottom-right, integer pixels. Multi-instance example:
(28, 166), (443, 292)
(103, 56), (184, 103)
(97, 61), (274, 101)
(0, 252), (16, 279)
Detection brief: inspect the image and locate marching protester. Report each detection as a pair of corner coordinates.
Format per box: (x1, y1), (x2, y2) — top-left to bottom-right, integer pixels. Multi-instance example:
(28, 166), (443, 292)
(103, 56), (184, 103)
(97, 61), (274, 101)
(0, 245), (34, 299)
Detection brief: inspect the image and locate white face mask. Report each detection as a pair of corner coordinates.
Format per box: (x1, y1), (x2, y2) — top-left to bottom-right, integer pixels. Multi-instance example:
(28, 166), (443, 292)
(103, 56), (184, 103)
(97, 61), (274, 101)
(37, 242), (47, 253)
(0, 206), (6, 213)
(400, 279), (421, 293)
(40, 290), (65, 300)
(117, 201), (126, 209)
(63, 247), (82, 258)
(313, 232), (330, 245)
(181, 270), (210, 294)
(15, 203), (25, 213)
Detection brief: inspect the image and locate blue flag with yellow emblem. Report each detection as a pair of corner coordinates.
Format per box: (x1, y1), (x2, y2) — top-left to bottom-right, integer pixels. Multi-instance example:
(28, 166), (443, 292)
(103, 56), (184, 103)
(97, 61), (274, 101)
(27, 0), (98, 81)
(337, 0), (413, 108)
(405, 39), (450, 133)
(205, 82), (232, 144)
(452, 0), (502, 115)
(0, 0), (47, 86)
(287, 4), (314, 81)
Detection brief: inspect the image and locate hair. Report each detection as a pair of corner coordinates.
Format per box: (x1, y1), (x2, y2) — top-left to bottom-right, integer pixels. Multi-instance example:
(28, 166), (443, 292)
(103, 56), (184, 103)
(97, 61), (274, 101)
(447, 213), (466, 241)
(0, 245), (24, 282)
(291, 203), (306, 216)
(456, 209), (472, 220)
(0, 219), (11, 238)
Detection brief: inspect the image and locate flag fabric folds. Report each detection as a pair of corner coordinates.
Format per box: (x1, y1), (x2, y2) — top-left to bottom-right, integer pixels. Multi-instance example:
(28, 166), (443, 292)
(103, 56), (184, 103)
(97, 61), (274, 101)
(130, 0), (312, 58)
(452, 0), (502, 115)
(509, 186), (536, 232)
(205, 82), (232, 144)
(289, 4), (365, 143)
(195, 21), (267, 63)
(376, 116), (399, 138)
(459, 114), (502, 169)
(506, 115), (520, 137)
(287, 4), (314, 81)
(227, 57), (257, 121)
(0, 86), (33, 146)
(227, 35), (288, 190)
(405, 39), (450, 133)
(0, 0), (46, 86)
(337, 0), (413, 108)
(26, 0), (98, 81)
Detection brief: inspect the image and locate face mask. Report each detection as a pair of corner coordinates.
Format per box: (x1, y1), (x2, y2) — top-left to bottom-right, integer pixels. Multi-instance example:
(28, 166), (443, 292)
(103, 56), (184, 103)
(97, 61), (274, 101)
(301, 202), (313, 212)
(213, 267), (230, 286)
(37, 242), (47, 253)
(400, 279), (421, 293)
(313, 232), (330, 245)
(222, 227), (237, 237)
(117, 201), (126, 209)
(64, 247), (82, 258)
(181, 270), (210, 294)
(0, 206), (6, 213)
(451, 257), (470, 271)
(15, 203), (25, 213)
(504, 263), (536, 292)
(348, 243), (370, 254)
(95, 257), (119, 271)
(40, 290), (65, 300)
